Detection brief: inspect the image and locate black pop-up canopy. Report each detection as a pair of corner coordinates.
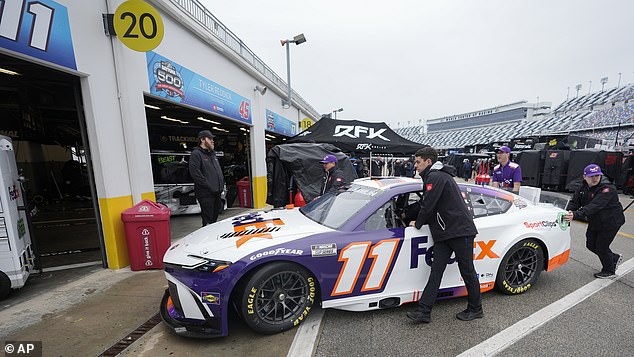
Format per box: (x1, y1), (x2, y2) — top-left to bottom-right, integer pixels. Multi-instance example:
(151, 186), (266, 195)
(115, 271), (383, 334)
(288, 118), (424, 154)
(266, 143), (357, 207)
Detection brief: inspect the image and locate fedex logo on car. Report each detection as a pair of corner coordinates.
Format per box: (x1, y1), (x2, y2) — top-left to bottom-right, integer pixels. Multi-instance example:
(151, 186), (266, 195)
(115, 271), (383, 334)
(409, 236), (499, 269)
(333, 125), (390, 141)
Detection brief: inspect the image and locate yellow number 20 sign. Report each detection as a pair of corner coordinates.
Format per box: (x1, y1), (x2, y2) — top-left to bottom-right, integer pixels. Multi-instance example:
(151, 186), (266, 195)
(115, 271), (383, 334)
(114, 0), (164, 52)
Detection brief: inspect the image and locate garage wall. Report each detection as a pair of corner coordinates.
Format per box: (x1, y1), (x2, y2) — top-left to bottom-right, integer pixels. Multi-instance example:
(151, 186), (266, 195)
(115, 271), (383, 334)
(4, 0), (318, 268)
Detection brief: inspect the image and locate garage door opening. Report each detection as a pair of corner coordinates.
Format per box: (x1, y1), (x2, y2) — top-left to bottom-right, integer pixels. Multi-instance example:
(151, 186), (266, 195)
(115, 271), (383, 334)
(144, 95), (252, 213)
(0, 52), (103, 270)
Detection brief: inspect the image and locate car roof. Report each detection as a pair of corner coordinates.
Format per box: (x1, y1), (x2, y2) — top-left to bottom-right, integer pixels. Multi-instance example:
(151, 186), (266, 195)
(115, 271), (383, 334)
(352, 178), (520, 200)
(352, 177), (423, 191)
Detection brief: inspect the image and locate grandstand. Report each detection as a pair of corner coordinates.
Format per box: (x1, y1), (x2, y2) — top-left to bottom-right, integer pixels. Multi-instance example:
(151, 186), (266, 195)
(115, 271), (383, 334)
(396, 84), (634, 150)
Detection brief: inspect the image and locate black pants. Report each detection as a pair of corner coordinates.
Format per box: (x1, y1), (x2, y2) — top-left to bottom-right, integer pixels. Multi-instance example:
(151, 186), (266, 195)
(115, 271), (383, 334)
(198, 195), (222, 226)
(586, 227), (620, 274)
(418, 236), (482, 313)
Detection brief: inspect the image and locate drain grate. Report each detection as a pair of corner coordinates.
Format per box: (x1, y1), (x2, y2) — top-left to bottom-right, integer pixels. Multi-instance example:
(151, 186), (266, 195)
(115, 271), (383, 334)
(98, 313), (162, 356)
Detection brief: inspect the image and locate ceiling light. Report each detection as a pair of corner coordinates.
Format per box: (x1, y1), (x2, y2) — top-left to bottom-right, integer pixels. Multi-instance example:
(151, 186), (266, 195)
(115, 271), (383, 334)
(265, 137), (271, 141)
(265, 134), (277, 139)
(144, 104), (161, 110)
(196, 117), (216, 124)
(0, 67), (20, 75)
(161, 115), (189, 124)
(212, 126), (229, 132)
(239, 127), (247, 131)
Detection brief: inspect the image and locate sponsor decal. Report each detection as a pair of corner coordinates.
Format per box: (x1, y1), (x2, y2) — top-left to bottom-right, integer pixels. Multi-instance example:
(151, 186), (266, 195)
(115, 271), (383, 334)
(556, 212), (570, 231)
(17, 218), (25, 239)
(602, 187), (609, 193)
(356, 143), (372, 151)
(311, 243), (337, 257)
(333, 125), (390, 141)
(549, 152), (558, 158)
(426, 184), (433, 191)
(410, 236), (498, 269)
(8, 184), (20, 201)
(335, 178), (343, 182)
(152, 60), (184, 98)
(201, 292), (220, 305)
(232, 213), (284, 230)
(249, 248), (303, 260)
(523, 220), (557, 229)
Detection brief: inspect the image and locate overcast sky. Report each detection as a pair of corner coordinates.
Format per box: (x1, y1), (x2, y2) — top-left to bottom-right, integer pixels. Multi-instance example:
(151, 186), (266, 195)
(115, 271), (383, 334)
(199, 0), (634, 127)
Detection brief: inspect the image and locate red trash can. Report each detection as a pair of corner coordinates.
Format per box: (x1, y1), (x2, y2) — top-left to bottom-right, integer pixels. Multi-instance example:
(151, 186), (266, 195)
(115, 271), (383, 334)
(236, 177), (253, 208)
(121, 199), (171, 271)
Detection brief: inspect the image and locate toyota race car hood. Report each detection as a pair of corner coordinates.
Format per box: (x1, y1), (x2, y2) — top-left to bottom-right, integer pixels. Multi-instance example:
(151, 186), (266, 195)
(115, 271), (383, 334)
(164, 208), (332, 265)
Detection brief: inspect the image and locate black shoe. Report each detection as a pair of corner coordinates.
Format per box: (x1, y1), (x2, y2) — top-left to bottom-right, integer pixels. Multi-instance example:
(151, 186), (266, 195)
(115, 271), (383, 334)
(456, 309), (484, 321)
(613, 254), (623, 271)
(406, 310), (431, 324)
(594, 272), (616, 279)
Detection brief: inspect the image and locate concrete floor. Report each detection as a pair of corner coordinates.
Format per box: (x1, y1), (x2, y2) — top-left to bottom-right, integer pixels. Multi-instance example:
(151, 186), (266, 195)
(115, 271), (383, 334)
(0, 207), (254, 356)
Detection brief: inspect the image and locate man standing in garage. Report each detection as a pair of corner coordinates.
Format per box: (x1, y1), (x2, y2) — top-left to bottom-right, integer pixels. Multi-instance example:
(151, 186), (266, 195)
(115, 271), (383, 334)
(406, 147), (483, 323)
(189, 130), (225, 226)
(564, 164), (624, 279)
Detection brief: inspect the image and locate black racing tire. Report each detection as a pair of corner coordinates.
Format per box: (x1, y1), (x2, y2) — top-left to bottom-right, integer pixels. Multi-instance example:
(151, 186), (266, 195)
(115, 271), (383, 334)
(240, 262), (317, 334)
(0, 271), (11, 300)
(495, 239), (544, 295)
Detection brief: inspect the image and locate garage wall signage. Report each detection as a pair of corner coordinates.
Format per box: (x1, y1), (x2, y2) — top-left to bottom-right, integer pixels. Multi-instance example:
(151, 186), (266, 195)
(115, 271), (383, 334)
(146, 51), (252, 124)
(265, 109), (296, 136)
(0, 0), (76, 69)
(300, 118), (315, 131)
(113, 0), (164, 52)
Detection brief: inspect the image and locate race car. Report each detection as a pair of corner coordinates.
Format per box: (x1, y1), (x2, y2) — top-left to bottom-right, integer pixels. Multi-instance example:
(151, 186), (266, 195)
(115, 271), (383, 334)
(160, 177), (571, 337)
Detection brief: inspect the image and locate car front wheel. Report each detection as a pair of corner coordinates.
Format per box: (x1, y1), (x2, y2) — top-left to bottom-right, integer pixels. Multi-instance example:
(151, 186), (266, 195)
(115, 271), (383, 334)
(240, 262), (317, 334)
(495, 239), (544, 295)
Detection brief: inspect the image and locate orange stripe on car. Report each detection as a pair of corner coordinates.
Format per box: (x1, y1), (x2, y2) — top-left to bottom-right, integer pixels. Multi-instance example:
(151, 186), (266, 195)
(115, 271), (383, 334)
(547, 249), (570, 272)
(235, 233), (273, 248)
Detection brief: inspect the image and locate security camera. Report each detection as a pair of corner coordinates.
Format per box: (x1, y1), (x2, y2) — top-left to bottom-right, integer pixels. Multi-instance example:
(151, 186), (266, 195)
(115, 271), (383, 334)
(255, 85), (267, 95)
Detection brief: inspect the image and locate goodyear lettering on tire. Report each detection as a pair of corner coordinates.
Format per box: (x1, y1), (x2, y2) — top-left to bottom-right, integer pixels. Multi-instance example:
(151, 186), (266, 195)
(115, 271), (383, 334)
(293, 277), (316, 326)
(502, 280), (532, 294)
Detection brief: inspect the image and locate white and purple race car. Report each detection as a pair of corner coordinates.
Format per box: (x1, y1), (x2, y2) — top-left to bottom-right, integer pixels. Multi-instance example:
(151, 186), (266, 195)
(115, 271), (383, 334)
(160, 178), (571, 337)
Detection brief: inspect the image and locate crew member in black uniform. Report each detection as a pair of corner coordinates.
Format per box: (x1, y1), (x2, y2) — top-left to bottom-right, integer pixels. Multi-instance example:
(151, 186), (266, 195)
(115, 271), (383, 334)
(564, 164), (624, 279)
(406, 147), (483, 324)
(320, 154), (346, 195)
(189, 130), (225, 226)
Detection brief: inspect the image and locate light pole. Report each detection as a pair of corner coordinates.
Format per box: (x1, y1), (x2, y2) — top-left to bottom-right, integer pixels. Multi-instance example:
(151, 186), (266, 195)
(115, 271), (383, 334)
(600, 77), (608, 92)
(332, 108), (343, 119)
(618, 72), (622, 87)
(280, 33), (307, 108)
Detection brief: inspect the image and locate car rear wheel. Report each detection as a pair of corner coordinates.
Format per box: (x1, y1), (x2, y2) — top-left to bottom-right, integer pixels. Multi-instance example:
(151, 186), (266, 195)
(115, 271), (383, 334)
(495, 239), (544, 295)
(240, 262), (316, 334)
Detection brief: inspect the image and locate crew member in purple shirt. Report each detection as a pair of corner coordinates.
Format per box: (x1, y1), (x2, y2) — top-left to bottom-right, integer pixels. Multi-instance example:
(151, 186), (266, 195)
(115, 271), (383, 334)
(491, 146), (522, 192)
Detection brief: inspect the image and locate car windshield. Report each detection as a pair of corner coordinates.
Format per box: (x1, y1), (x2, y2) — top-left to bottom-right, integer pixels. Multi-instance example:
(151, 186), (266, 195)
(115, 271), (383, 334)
(299, 184), (380, 229)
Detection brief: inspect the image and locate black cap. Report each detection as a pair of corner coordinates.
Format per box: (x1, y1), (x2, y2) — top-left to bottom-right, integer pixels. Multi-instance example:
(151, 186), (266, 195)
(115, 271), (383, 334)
(198, 130), (215, 139)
